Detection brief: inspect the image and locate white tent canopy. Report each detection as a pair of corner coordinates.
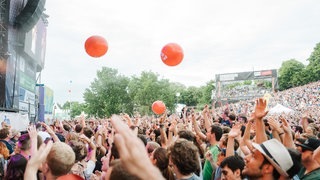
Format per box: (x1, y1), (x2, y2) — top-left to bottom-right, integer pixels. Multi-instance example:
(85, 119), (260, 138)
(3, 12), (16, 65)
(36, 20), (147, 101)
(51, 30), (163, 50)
(268, 104), (294, 115)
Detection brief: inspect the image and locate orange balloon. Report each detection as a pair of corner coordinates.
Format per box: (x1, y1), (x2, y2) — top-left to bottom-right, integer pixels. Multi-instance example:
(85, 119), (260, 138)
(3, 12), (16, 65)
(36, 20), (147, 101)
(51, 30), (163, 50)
(161, 43), (184, 66)
(152, 100), (166, 115)
(84, 35), (108, 58)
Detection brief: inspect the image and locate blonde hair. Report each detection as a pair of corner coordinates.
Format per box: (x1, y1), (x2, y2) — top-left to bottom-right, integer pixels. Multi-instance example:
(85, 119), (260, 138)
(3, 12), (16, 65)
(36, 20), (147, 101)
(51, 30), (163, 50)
(47, 142), (75, 177)
(0, 142), (9, 159)
(65, 132), (79, 144)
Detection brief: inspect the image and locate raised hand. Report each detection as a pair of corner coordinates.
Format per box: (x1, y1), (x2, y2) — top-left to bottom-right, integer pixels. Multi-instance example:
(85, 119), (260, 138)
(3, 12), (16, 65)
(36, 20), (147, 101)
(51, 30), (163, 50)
(267, 117), (282, 133)
(280, 116), (291, 133)
(228, 123), (241, 138)
(28, 141), (53, 168)
(41, 122), (54, 135)
(169, 121), (176, 133)
(205, 150), (213, 162)
(110, 115), (164, 180)
(202, 104), (209, 115)
(24, 141), (53, 180)
(27, 125), (38, 140)
(252, 98), (268, 120)
(28, 125), (38, 156)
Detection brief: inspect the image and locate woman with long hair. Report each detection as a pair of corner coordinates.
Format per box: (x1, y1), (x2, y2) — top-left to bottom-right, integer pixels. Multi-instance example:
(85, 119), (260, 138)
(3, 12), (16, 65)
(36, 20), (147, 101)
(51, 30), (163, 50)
(0, 142), (9, 179)
(4, 153), (27, 180)
(150, 147), (175, 180)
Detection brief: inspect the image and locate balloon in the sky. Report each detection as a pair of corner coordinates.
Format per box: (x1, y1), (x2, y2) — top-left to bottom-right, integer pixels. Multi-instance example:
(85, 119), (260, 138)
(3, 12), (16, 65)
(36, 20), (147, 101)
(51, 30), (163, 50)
(152, 100), (166, 115)
(160, 43), (184, 66)
(84, 35), (108, 58)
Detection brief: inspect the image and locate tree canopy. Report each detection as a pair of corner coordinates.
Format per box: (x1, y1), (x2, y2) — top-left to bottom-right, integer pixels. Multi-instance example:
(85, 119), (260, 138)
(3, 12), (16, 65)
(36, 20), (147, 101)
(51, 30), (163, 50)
(79, 68), (215, 117)
(278, 42), (320, 90)
(278, 59), (305, 90)
(65, 42), (320, 118)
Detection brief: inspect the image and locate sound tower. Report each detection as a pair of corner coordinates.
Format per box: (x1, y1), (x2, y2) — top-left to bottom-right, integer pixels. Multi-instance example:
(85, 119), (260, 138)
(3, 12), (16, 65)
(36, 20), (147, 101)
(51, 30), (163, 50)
(14, 0), (46, 32)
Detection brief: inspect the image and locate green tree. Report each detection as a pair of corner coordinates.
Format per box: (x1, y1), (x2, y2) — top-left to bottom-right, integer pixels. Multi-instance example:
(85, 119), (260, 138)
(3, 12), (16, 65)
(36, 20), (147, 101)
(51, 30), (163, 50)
(278, 59), (305, 90)
(61, 101), (84, 119)
(306, 42), (320, 82)
(83, 67), (132, 117)
(291, 69), (309, 87)
(180, 86), (202, 106)
(128, 71), (176, 115)
(198, 80), (215, 105)
(61, 101), (71, 110)
(70, 102), (85, 118)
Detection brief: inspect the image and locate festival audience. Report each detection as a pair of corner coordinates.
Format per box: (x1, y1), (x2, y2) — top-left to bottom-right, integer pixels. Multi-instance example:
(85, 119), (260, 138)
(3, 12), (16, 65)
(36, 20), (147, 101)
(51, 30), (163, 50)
(0, 80), (319, 179)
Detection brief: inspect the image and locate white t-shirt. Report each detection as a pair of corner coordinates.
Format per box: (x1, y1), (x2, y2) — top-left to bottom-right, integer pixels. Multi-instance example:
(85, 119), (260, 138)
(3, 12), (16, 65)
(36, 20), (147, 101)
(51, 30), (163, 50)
(84, 160), (96, 179)
(38, 131), (51, 141)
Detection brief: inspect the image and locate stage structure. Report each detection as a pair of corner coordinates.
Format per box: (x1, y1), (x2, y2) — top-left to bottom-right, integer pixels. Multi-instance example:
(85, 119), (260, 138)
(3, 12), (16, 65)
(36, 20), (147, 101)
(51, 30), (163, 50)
(214, 69), (278, 104)
(0, 0), (49, 122)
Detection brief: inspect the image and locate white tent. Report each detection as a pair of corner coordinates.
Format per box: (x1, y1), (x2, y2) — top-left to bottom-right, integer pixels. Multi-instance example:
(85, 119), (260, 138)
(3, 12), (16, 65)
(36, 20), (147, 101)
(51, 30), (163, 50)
(268, 104), (294, 115)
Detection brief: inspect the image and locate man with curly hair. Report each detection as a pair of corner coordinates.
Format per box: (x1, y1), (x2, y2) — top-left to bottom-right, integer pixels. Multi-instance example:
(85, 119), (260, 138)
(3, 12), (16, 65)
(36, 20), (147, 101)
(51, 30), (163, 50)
(168, 139), (201, 180)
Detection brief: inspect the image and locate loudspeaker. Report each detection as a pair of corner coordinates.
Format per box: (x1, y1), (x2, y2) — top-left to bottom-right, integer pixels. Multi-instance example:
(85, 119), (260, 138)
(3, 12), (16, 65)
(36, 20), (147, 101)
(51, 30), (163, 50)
(14, 0), (46, 32)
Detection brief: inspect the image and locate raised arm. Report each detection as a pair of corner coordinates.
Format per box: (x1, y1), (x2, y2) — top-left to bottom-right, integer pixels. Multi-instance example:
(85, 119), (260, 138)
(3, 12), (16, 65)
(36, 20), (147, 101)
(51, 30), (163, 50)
(110, 115), (165, 180)
(241, 120), (254, 154)
(159, 111), (168, 148)
(191, 113), (206, 140)
(80, 114), (86, 129)
(182, 106), (188, 123)
(95, 127), (107, 155)
(28, 125), (38, 156)
(203, 105), (212, 132)
(279, 116), (295, 149)
(226, 123), (241, 157)
(251, 98), (268, 144)
(301, 116), (309, 134)
(41, 122), (60, 142)
(267, 117), (283, 142)
(24, 141), (53, 180)
(123, 113), (133, 127)
(79, 134), (97, 162)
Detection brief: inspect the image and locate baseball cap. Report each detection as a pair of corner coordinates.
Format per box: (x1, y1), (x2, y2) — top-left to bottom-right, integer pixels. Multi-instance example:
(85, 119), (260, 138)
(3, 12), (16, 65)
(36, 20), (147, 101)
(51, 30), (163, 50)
(295, 138), (320, 151)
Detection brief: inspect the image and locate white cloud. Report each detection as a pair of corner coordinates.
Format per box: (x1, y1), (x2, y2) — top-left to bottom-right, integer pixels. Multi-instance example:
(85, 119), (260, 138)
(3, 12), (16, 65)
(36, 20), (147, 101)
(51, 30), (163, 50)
(42, 0), (320, 104)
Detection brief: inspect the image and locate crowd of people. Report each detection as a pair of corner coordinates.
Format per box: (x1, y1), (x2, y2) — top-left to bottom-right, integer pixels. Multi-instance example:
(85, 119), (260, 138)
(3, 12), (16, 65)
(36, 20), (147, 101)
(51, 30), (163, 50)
(221, 84), (271, 99)
(0, 81), (319, 180)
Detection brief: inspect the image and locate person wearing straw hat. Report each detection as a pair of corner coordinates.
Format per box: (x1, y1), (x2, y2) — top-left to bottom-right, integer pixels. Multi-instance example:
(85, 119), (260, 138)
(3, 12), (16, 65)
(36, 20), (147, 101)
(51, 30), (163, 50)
(242, 139), (301, 179)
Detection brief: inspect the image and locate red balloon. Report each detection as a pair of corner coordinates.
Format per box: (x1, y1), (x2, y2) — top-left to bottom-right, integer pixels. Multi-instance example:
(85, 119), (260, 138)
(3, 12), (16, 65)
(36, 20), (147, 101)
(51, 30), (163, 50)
(160, 43), (184, 66)
(84, 35), (108, 58)
(152, 100), (166, 115)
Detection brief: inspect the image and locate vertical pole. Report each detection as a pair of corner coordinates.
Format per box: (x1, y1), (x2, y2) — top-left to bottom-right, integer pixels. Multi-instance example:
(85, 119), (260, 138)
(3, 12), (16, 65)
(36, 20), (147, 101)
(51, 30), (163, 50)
(38, 86), (45, 122)
(11, 52), (17, 109)
(69, 80), (72, 120)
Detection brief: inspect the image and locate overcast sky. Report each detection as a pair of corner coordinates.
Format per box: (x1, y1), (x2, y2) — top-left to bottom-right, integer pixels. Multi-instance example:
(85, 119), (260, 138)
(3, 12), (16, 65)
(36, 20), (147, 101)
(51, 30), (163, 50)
(41, 0), (320, 104)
